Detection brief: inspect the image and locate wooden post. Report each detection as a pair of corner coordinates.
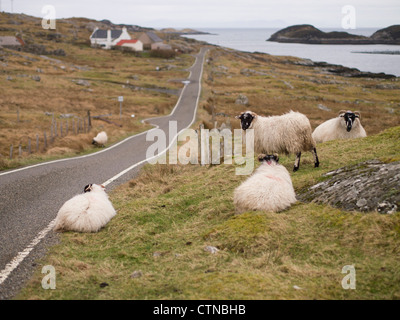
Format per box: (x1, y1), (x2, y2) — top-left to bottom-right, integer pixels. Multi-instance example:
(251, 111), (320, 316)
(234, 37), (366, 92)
(18, 144), (22, 157)
(28, 138), (31, 154)
(60, 121), (63, 137)
(54, 120), (57, 137)
(50, 124), (54, 143)
(9, 145), (13, 160)
(36, 134), (39, 152)
(87, 110), (91, 131)
(84, 118), (87, 133)
(44, 132), (47, 149)
(66, 119), (69, 135)
(17, 107), (20, 123)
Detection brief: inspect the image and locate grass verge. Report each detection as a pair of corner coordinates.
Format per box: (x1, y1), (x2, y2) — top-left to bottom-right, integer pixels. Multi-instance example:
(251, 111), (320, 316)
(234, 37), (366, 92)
(16, 126), (400, 300)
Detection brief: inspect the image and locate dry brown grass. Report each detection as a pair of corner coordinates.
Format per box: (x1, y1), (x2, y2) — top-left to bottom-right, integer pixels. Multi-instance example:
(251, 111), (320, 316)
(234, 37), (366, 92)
(0, 12), (200, 169)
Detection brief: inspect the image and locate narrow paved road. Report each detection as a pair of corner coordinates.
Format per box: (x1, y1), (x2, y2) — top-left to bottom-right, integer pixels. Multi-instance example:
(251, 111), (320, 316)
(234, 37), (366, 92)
(0, 47), (208, 299)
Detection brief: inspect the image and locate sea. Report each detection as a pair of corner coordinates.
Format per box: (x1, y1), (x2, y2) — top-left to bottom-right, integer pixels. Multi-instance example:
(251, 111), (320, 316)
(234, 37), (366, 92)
(184, 28), (400, 77)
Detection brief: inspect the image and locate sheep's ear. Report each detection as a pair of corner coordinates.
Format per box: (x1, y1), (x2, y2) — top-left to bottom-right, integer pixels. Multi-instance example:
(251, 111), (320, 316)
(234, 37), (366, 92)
(273, 153), (279, 163)
(235, 112), (244, 119)
(258, 154), (266, 162)
(354, 111), (361, 119)
(338, 110), (347, 117)
(250, 111), (257, 117)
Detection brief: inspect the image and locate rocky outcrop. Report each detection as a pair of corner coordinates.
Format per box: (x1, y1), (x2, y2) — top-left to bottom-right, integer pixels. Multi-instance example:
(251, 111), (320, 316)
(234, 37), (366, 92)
(268, 24), (400, 45)
(298, 160), (400, 214)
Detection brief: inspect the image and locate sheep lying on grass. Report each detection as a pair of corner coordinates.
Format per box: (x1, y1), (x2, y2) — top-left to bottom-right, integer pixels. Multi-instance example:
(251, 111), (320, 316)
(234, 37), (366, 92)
(236, 110), (319, 171)
(54, 184), (116, 233)
(92, 131), (108, 147)
(312, 110), (367, 143)
(233, 154), (297, 214)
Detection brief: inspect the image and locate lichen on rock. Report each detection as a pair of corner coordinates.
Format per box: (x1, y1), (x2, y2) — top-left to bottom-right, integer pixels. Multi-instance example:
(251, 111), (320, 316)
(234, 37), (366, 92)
(298, 160), (400, 214)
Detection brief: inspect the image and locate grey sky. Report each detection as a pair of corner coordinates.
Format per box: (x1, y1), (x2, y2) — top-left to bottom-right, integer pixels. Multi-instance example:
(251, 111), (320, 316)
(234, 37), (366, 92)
(3, 0), (400, 29)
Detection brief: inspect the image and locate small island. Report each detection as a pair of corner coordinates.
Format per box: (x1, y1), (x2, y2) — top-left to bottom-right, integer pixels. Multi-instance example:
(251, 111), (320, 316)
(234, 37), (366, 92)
(267, 24), (400, 45)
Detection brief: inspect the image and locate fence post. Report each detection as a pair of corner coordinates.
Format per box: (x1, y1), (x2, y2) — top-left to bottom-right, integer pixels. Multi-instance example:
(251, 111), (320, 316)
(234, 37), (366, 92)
(9, 144), (13, 160)
(44, 132), (47, 149)
(18, 144), (22, 157)
(28, 138), (31, 154)
(36, 134), (39, 152)
(60, 120), (63, 137)
(87, 110), (91, 131)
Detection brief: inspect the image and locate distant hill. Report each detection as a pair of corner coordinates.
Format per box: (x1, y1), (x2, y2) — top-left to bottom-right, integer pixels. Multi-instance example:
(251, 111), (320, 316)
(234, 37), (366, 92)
(267, 24), (400, 45)
(160, 28), (210, 35)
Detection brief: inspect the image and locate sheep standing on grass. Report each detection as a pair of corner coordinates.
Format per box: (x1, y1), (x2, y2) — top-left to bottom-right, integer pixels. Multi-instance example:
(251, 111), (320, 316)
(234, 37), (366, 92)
(92, 131), (108, 147)
(312, 110), (367, 143)
(53, 184), (116, 233)
(233, 154), (297, 214)
(236, 110), (319, 171)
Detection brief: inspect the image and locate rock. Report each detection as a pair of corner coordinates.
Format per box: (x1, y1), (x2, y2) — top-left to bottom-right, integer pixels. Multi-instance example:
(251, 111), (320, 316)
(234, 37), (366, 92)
(377, 202), (398, 214)
(6, 76), (12, 81)
(31, 75), (41, 82)
(299, 160), (400, 214)
(317, 104), (332, 112)
(72, 79), (90, 86)
(293, 285), (302, 290)
(204, 246), (219, 254)
(356, 198), (367, 207)
(283, 81), (294, 89)
(235, 94), (249, 105)
(130, 271), (143, 278)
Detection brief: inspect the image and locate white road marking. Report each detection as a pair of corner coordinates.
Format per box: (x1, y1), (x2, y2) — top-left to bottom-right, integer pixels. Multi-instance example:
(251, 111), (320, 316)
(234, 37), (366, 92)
(0, 49), (207, 286)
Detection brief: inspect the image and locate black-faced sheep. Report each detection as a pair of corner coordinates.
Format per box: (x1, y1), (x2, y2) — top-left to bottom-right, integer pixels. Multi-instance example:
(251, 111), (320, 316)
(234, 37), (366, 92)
(312, 110), (367, 143)
(236, 110), (319, 171)
(53, 184), (116, 233)
(92, 131), (108, 147)
(233, 154), (297, 214)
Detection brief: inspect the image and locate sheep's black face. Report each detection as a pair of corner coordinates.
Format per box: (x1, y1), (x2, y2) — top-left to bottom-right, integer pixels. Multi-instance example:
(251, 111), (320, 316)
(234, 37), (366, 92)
(342, 112), (357, 132)
(84, 184), (93, 193)
(258, 154), (279, 164)
(236, 112), (254, 130)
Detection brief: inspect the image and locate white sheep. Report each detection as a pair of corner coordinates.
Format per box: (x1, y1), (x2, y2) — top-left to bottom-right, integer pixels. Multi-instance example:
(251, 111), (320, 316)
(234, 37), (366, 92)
(53, 184), (116, 233)
(236, 110), (319, 171)
(233, 154), (297, 214)
(92, 131), (108, 147)
(312, 110), (367, 143)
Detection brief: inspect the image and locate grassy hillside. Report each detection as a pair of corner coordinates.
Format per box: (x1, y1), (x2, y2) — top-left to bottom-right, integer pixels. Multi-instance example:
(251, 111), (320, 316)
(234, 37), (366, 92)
(17, 125), (400, 300)
(0, 13), (200, 170)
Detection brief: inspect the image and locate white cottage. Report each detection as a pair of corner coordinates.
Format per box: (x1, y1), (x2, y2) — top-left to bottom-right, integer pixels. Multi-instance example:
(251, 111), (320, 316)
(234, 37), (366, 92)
(90, 27), (131, 49)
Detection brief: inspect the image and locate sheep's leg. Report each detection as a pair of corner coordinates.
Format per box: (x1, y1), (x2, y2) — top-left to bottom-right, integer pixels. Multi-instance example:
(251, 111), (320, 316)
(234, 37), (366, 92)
(293, 152), (301, 172)
(312, 147), (319, 168)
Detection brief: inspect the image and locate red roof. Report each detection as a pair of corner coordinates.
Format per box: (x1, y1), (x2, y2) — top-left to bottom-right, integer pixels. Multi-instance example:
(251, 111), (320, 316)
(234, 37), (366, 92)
(116, 39), (139, 46)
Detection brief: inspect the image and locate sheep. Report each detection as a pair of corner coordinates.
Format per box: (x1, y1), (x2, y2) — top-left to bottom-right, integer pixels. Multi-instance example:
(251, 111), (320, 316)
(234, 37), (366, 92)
(53, 183), (116, 233)
(236, 110), (319, 172)
(312, 110), (367, 143)
(92, 131), (108, 147)
(233, 154), (297, 214)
